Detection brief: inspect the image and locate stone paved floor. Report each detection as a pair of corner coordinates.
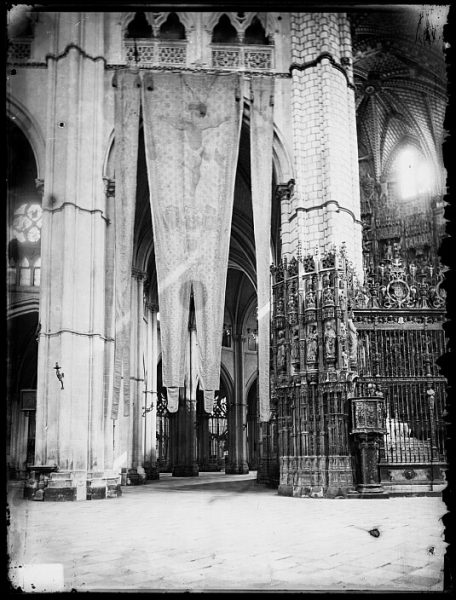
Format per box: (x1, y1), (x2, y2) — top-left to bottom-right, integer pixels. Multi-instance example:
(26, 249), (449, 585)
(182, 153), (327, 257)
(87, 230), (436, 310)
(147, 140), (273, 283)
(7, 472), (447, 592)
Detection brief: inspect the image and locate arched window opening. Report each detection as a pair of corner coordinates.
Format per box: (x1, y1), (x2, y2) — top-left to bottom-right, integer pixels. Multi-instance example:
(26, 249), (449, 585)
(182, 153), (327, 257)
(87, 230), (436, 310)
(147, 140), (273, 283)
(159, 12), (186, 40)
(32, 257), (41, 287)
(245, 305), (258, 352)
(244, 16), (270, 45)
(156, 360), (171, 472)
(126, 12), (153, 38)
(19, 257), (31, 287)
(212, 14), (239, 44)
(206, 382), (228, 470)
(8, 262), (17, 286)
(7, 118), (42, 288)
(222, 307), (232, 348)
(247, 378), (259, 469)
(394, 145), (434, 201)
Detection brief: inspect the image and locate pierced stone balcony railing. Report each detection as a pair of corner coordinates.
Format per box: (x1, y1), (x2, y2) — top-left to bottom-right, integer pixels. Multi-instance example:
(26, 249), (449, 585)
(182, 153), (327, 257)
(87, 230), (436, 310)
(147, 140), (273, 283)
(211, 44), (274, 71)
(8, 38), (32, 62)
(124, 40), (187, 67)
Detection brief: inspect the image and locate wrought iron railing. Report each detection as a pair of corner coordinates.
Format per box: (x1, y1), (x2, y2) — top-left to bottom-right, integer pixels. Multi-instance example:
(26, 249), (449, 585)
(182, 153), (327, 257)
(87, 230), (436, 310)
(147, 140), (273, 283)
(353, 251), (447, 470)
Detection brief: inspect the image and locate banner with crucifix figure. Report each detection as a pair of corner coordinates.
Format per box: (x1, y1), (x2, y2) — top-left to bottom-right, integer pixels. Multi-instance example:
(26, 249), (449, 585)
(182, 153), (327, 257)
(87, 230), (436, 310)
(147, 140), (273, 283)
(142, 72), (242, 413)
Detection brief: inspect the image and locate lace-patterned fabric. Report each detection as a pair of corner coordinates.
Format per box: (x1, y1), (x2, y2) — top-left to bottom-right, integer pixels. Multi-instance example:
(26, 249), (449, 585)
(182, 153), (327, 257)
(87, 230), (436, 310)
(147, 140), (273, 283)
(142, 72), (242, 413)
(112, 70), (141, 419)
(250, 77), (274, 422)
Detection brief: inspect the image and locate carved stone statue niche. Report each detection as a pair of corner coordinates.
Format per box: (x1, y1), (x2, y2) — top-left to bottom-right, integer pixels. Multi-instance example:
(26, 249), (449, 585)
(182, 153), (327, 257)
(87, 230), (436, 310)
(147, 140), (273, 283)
(306, 324), (318, 364)
(347, 314), (358, 364)
(306, 286), (316, 309)
(324, 319), (336, 360)
(277, 328), (287, 373)
(290, 327), (300, 371)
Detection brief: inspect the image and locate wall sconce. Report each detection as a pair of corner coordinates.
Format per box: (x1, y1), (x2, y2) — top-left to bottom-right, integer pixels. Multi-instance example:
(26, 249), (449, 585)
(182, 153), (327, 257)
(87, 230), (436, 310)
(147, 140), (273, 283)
(54, 362), (64, 390)
(142, 403), (154, 417)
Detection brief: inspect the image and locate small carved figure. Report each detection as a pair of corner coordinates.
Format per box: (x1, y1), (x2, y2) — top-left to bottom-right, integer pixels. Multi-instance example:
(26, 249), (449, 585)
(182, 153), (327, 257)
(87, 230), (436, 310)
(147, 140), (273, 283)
(288, 290), (297, 313)
(347, 315), (358, 361)
(306, 288), (316, 308)
(341, 350), (349, 370)
(323, 284), (334, 304)
(324, 321), (336, 359)
(339, 291), (346, 311)
(277, 329), (286, 372)
(339, 321), (346, 339)
(291, 328), (300, 367)
(306, 325), (318, 363)
(276, 297), (284, 315)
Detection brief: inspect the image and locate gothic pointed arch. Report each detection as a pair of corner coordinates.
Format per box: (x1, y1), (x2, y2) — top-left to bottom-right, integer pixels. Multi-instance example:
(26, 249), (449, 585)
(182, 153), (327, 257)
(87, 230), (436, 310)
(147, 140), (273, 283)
(124, 11), (153, 38)
(159, 12), (186, 40)
(212, 14), (239, 44)
(244, 15), (270, 45)
(6, 97), (45, 179)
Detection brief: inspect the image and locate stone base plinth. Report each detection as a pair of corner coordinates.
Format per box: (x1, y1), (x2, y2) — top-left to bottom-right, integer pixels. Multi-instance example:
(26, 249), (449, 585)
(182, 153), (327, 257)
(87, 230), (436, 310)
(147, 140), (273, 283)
(278, 456), (354, 498)
(347, 484), (389, 499)
(172, 465), (199, 477)
(225, 462), (249, 475)
(24, 469), (122, 501)
(278, 484), (355, 498)
(122, 468), (146, 486)
(145, 465), (160, 480)
(257, 458), (279, 487)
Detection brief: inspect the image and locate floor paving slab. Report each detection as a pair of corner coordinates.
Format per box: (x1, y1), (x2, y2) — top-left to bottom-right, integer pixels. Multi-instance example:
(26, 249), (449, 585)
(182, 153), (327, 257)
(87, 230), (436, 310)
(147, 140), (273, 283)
(7, 471), (447, 592)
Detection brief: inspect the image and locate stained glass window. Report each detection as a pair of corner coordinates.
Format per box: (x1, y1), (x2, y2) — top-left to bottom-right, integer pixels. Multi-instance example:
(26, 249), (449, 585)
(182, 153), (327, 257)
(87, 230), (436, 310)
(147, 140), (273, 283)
(12, 202), (42, 244)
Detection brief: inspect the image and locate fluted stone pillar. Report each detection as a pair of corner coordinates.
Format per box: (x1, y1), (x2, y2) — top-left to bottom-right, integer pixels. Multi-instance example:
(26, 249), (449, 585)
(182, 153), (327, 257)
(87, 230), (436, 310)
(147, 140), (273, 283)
(172, 319), (198, 477)
(127, 268), (146, 484)
(288, 12), (362, 275)
(144, 303), (159, 479)
(226, 333), (249, 474)
(197, 412), (211, 471)
(32, 13), (120, 500)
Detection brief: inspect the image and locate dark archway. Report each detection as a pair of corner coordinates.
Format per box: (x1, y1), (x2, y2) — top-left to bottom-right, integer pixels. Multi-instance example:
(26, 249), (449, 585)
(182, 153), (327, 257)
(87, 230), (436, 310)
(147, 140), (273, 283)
(246, 377), (259, 469)
(7, 117), (40, 480)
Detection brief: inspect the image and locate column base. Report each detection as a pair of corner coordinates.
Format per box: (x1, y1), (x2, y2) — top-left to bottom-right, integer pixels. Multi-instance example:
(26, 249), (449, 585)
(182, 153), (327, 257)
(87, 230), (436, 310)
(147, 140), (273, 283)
(225, 462), (249, 475)
(121, 468), (146, 486)
(172, 465), (199, 477)
(24, 469), (122, 501)
(145, 465), (160, 480)
(257, 458), (279, 487)
(348, 484), (389, 499)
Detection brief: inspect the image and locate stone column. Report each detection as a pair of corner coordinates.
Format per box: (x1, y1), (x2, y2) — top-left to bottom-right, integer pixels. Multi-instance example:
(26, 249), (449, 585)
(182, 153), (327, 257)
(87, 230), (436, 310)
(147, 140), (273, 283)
(226, 333), (249, 474)
(144, 302), (159, 479)
(127, 268), (146, 484)
(172, 319), (198, 477)
(270, 14), (362, 499)
(289, 12), (362, 275)
(32, 13), (120, 500)
(197, 412), (211, 471)
(102, 177), (115, 475)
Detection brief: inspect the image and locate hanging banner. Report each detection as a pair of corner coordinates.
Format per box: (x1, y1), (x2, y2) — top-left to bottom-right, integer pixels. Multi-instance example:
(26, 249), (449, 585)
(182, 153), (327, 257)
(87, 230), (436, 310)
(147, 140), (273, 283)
(111, 70), (141, 420)
(142, 72), (242, 414)
(250, 76), (274, 422)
